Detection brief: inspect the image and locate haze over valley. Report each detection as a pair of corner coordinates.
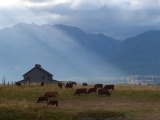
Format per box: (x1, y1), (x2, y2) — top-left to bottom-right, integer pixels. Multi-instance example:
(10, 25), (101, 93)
(1, 23), (160, 84)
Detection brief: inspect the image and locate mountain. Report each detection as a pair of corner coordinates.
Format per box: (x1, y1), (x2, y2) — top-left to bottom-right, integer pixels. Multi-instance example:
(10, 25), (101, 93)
(0, 23), (122, 83)
(54, 24), (121, 57)
(109, 30), (160, 76)
(1, 23), (160, 84)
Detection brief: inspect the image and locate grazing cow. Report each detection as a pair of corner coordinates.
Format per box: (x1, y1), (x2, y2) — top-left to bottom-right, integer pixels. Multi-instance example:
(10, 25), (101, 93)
(44, 91), (58, 98)
(37, 96), (48, 103)
(47, 100), (58, 107)
(58, 82), (63, 89)
(94, 84), (103, 89)
(40, 82), (44, 86)
(98, 88), (110, 97)
(104, 85), (114, 90)
(87, 88), (97, 94)
(65, 83), (73, 89)
(74, 88), (87, 95)
(70, 81), (77, 85)
(82, 83), (88, 86)
(15, 82), (21, 87)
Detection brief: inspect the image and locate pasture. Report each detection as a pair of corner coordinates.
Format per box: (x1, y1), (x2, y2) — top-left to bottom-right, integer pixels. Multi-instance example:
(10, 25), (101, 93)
(0, 83), (160, 120)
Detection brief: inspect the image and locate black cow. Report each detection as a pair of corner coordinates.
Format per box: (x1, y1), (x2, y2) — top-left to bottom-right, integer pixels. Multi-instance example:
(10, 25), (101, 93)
(47, 100), (58, 107)
(15, 82), (21, 87)
(82, 83), (88, 86)
(40, 82), (44, 86)
(104, 85), (114, 90)
(65, 83), (73, 89)
(98, 88), (110, 97)
(58, 82), (63, 89)
(37, 96), (48, 103)
(70, 81), (77, 85)
(87, 88), (97, 94)
(74, 88), (87, 95)
(94, 84), (103, 88)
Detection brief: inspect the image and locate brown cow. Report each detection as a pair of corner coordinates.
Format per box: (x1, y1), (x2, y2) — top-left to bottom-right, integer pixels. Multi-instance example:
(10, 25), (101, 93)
(98, 88), (110, 97)
(37, 96), (48, 103)
(65, 83), (73, 89)
(87, 88), (97, 94)
(44, 91), (58, 98)
(15, 82), (21, 87)
(47, 100), (58, 107)
(70, 81), (77, 85)
(104, 85), (114, 90)
(58, 82), (63, 89)
(40, 82), (44, 86)
(74, 88), (87, 95)
(94, 84), (103, 88)
(82, 83), (88, 86)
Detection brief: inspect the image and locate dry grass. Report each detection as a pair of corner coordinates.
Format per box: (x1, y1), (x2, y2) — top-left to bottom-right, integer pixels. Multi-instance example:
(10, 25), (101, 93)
(0, 84), (160, 119)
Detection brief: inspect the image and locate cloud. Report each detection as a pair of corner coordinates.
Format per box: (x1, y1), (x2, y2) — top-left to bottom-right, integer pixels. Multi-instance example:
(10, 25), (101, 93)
(22, 0), (71, 7)
(0, 0), (21, 7)
(0, 0), (160, 39)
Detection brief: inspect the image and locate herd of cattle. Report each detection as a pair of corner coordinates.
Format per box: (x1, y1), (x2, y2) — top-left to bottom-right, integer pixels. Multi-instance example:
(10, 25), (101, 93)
(37, 91), (58, 107)
(36, 82), (114, 107)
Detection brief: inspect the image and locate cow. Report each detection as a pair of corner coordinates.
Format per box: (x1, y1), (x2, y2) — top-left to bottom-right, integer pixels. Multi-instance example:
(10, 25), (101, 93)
(40, 82), (44, 86)
(70, 81), (77, 85)
(98, 88), (110, 97)
(58, 82), (63, 89)
(74, 88), (87, 95)
(87, 88), (97, 94)
(94, 84), (103, 89)
(47, 100), (58, 107)
(104, 85), (114, 90)
(82, 83), (88, 86)
(65, 83), (73, 89)
(44, 91), (58, 99)
(37, 96), (48, 103)
(15, 82), (21, 87)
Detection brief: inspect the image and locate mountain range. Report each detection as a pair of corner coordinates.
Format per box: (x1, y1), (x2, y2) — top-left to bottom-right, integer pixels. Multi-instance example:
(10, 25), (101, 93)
(109, 30), (160, 76)
(0, 23), (160, 83)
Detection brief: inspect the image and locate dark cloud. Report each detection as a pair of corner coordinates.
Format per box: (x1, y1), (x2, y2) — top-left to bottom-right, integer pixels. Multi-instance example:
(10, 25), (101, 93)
(1, 0), (160, 39)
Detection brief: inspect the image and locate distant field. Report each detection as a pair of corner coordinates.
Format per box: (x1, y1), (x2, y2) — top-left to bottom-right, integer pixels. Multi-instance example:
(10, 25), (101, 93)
(0, 83), (160, 120)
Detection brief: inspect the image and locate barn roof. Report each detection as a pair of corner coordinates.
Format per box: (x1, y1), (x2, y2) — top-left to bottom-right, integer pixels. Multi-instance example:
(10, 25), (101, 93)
(23, 64), (53, 76)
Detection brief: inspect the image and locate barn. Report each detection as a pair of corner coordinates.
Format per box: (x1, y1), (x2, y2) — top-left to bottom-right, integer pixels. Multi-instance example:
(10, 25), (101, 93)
(18, 64), (57, 84)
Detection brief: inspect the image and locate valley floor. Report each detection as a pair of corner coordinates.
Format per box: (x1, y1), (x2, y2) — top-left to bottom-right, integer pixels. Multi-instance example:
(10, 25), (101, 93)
(0, 84), (160, 120)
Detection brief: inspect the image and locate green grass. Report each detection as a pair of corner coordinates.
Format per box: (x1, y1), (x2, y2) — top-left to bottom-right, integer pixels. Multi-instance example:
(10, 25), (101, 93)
(0, 84), (160, 120)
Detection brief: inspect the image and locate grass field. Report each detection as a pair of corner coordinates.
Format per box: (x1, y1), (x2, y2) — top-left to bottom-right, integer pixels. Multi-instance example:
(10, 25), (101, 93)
(0, 83), (160, 120)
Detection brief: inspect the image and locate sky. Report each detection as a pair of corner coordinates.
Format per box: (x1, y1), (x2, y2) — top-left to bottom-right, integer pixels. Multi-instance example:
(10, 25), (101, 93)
(0, 0), (160, 40)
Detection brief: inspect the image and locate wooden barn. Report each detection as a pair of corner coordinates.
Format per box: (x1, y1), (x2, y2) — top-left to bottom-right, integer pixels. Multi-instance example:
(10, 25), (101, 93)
(18, 64), (57, 84)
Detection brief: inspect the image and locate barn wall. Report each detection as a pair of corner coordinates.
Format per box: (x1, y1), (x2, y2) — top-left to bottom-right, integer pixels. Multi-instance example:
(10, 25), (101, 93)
(23, 68), (51, 82)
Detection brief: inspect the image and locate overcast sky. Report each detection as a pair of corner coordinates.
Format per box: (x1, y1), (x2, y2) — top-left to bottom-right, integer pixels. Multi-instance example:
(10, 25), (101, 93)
(0, 0), (160, 40)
